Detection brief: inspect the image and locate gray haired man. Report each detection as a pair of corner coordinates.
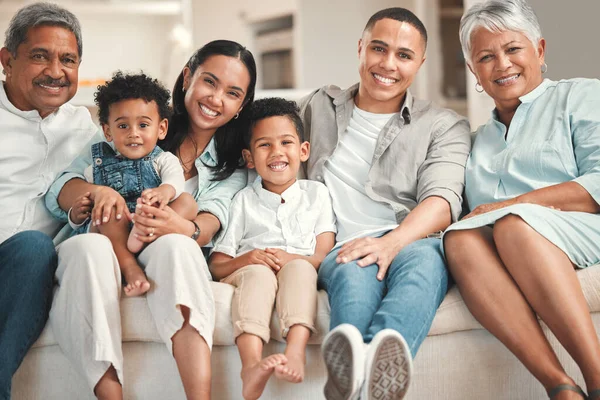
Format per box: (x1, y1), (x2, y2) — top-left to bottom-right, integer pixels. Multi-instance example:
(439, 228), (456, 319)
(0, 3), (95, 399)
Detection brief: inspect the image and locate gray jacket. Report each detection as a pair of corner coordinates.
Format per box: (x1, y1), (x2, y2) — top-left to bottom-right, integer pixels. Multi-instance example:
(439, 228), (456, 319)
(299, 83), (471, 223)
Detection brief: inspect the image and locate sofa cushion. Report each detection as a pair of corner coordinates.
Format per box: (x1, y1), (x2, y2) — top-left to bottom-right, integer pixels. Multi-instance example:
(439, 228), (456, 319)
(32, 264), (600, 349)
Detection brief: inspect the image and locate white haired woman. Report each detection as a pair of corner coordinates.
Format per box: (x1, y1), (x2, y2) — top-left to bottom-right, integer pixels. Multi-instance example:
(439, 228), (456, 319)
(443, 0), (600, 399)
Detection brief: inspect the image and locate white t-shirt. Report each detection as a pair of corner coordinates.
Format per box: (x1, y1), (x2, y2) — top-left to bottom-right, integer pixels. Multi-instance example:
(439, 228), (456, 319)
(0, 82), (97, 244)
(323, 106), (399, 245)
(213, 177), (336, 258)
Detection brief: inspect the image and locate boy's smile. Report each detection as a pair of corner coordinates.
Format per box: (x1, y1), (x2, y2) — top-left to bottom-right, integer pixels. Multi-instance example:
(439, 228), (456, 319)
(102, 98), (168, 160)
(243, 116), (310, 195)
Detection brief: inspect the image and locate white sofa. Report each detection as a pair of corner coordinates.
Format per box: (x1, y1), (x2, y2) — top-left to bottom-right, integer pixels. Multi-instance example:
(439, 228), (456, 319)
(12, 265), (600, 400)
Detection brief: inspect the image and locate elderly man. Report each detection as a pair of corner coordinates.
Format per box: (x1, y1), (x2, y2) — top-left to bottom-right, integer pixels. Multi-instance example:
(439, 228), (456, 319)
(0, 3), (96, 399)
(300, 7), (471, 400)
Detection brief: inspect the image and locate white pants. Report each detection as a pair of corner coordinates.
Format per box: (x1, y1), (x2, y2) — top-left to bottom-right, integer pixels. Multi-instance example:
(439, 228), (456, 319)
(50, 233), (215, 391)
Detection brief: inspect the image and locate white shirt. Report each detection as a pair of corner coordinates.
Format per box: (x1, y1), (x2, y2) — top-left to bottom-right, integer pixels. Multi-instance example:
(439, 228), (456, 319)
(213, 177), (336, 257)
(83, 147), (185, 198)
(323, 106), (399, 244)
(0, 82), (97, 244)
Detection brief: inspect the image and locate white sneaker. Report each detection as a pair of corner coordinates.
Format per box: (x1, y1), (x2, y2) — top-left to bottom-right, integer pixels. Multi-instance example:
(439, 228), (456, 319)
(322, 324), (366, 400)
(361, 329), (413, 400)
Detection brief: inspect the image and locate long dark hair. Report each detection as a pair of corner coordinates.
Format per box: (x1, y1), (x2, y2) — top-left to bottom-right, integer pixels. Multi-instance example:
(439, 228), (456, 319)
(159, 40), (257, 181)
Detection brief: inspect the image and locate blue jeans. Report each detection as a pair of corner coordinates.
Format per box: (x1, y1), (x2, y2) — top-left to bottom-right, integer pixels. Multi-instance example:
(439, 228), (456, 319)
(0, 231), (57, 400)
(318, 238), (449, 357)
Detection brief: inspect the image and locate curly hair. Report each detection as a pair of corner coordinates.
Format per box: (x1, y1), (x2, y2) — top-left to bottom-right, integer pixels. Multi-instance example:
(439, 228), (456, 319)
(245, 97), (304, 148)
(94, 71), (172, 125)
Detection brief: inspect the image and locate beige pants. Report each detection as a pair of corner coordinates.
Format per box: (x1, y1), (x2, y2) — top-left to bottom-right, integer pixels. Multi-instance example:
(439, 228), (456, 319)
(50, 233), (215, 391)
(222, 259), (318, 343)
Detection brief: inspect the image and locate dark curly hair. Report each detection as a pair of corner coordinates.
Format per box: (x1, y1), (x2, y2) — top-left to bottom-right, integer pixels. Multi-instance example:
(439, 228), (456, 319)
(161, 40), (257, 181)
(94, 71), (172, 125)
(245, 97), (304, 148)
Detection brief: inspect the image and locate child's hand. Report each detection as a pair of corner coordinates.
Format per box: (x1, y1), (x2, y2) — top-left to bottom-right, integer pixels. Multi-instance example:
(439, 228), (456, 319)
(140, 185), (175, 210)
(264, 248), (296, 269)
(71, 192), (92, 224)
(240, 249), (281, 273)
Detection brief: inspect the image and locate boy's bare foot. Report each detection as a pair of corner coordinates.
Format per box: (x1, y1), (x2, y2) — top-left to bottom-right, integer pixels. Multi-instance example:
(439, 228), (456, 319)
(274, 352), (304, 383)
(241, 354), (287, 400)
(122, 263), (150, 297)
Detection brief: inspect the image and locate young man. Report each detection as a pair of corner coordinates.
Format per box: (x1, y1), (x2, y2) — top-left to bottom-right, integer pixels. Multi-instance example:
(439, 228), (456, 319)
(0, 3), (96, 399)
(299, 8), (472, 400)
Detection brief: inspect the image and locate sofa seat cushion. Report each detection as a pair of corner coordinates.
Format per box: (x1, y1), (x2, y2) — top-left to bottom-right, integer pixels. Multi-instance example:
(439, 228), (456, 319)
(32, 264), (600, 349)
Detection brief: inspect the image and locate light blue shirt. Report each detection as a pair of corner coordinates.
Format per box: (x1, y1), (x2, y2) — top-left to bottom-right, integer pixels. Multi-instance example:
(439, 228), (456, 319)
(45, 133), (247, 241)
(466, 78), (600, 209)
(444, 78), (600, 268)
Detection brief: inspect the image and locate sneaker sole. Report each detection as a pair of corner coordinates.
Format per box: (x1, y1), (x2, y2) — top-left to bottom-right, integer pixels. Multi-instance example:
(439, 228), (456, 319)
(323, 332), (355, 400)
(366, 336), (411, 400)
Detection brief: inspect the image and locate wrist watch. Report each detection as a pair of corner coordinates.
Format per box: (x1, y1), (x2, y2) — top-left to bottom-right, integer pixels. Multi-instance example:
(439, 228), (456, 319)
(191, 221), (201, 240)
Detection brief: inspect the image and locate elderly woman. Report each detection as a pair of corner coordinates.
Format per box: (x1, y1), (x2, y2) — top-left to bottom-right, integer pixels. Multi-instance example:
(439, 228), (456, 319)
(443, 1), (600, 399)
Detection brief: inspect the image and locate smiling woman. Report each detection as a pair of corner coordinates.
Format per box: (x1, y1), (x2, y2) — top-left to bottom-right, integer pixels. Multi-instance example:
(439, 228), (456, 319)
(443, 1), (600, 399)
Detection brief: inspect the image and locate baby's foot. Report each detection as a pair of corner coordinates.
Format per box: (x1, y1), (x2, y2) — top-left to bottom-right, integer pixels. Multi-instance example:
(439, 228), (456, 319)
(122, 263), (150, 297)
(241, 354), (287, 400)
(274, 352), (305, 383)
(127, 224), (145, 253)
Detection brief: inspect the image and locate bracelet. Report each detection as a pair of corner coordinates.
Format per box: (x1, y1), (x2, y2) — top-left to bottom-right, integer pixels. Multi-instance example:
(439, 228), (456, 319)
(191, 220), (201, 241)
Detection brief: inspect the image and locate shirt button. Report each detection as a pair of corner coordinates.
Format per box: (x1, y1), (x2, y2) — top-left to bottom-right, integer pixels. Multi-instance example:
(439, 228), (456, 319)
(316, 175), (322, 181)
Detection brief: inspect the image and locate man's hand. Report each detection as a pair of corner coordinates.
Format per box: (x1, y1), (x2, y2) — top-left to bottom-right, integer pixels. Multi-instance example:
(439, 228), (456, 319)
(140, 185), (175, 210)
(70, 192), (92, 224)
(89, 186), (129, 226)
(336, 235), (402, 281)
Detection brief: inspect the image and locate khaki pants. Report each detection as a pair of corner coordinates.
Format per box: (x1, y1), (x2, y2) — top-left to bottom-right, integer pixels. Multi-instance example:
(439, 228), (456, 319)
(222, 259), (317, 343)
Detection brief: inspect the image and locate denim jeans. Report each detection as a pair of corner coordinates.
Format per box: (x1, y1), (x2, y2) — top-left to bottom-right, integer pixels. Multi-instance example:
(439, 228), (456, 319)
(318, 237), (449, 357)
(0, 231), (57, 400)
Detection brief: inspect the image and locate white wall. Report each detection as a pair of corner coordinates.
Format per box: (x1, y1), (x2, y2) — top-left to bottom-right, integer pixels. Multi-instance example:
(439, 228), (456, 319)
(529, 0), (600, 80)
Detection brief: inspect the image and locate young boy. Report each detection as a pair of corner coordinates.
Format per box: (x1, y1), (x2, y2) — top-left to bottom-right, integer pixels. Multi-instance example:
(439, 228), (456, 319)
(210, 97), (336, 400)
(69, 72), (197, 296)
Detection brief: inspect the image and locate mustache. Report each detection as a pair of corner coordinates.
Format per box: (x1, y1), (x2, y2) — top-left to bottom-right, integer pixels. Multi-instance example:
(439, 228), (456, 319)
(33, 77), (70, 87)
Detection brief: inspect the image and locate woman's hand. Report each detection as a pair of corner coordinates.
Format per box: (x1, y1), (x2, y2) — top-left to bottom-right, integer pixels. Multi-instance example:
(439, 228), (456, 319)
(336, 235), (401, 281)
(463, 198), (519, 220)
(89, 186), (129, 226)
(131, 200), (193, 244)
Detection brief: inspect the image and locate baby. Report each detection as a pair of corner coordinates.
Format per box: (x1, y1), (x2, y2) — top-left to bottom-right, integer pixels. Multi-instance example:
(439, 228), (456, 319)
(70, 72), (197, 296)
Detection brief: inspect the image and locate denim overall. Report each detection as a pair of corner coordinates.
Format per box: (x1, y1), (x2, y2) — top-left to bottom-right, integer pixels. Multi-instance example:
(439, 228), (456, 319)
(74, 142), (163, 234)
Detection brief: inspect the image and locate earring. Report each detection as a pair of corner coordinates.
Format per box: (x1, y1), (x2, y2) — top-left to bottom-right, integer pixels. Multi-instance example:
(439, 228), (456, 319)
(541, 63), (548, 73)
(475, 82), (484, 93)
(234, 113), (239, 119)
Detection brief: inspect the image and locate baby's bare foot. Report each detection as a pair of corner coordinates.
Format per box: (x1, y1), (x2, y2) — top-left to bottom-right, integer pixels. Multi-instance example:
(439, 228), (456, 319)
(274, 352), (304, 383)
(127, 224), (145, 253)
(122, 263), (150, 297)
(241, 354), (287, 400)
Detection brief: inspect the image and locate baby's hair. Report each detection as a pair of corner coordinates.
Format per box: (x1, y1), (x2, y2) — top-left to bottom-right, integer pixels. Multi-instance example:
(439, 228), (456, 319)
(246, 97), (304, 148)
(95, 71), (172, 125)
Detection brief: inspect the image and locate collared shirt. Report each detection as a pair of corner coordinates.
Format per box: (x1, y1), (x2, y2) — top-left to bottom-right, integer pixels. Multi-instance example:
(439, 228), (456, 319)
(212, 177), (336, 258)
(46, 132), (247, 241)
(466, 78), (600, 208)
(0, 81), (97, 244)
(299, 83), (471, 227)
